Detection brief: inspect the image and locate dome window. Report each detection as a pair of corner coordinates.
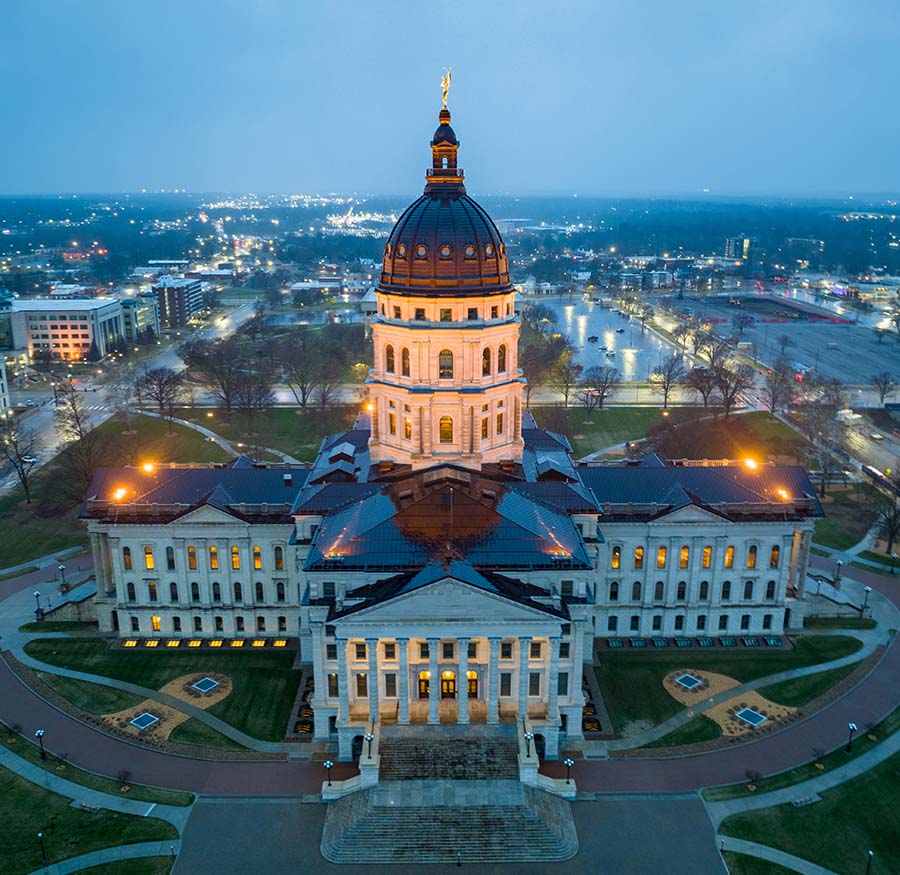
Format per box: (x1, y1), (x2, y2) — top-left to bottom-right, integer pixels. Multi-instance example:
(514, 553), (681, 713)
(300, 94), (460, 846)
(384, 243), (391, 257)
(464, 244), (476, 258)
(416, 244), (428, 258)
(439, 244), (452, 258)
(485, 243), (495, 257)
(397, 244), (407, 257)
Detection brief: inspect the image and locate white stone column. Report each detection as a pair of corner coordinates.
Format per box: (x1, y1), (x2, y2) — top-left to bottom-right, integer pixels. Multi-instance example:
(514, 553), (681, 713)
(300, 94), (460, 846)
(310, 622), (327, 704)
(518, 636), (531, 720)
(428, 637), (440, 725)
(366, 637), (379, 723)
(336, 638), (350, 724)
(398, 637), (410, 724)
(487, 637), (500, 724)
(547, 636), (561, 724)
(457, 637), (469, 724)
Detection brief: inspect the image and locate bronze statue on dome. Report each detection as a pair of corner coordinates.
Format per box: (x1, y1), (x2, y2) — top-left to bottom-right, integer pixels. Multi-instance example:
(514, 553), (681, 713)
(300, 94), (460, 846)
(441, 67), (452, 108)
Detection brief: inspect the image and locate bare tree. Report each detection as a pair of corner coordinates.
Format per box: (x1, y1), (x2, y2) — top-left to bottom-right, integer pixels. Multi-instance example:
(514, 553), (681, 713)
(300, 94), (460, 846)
(578, 365), (621, 411)
(688, 330), (710, 357)
(761, 359), (795, 417)
(683, 367), (719, 408)
(876, 498), (900, 555)
(651, 354), (686, 408)
(705, 336), (733, 371)
(277, 330), (318, 409)
(871, 371), (897, 404)
(234, 366), (276, 418)
(55, 379), (89, 442)
(638, 305), (654, 333)
(0, 420), (41, 503)
(179, 337), (242, 411)
(801, 376), (846, 496)
(522, 303), (557, 337)
(714, 361), (754, 417)
(312, 359), (344, 432)
(552, 360), (583, 408)
(777, 334), (793, 356)
(137, 368), (183, 433)
(732, 312), (754, 335)
(874, 328), (891, 345)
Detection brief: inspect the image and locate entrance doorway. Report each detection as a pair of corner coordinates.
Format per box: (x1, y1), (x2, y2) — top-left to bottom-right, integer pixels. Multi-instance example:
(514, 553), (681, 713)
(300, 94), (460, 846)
(441, 670), (456, 698)
(418, 670), (430, 699)
(467, 670), (478, 698)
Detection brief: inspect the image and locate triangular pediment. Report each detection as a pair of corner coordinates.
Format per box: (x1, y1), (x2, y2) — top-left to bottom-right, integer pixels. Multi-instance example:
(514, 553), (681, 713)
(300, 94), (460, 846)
(336, 577), (556, 624)
(169, 504), (242, 525)
(655, 503), (725, 523)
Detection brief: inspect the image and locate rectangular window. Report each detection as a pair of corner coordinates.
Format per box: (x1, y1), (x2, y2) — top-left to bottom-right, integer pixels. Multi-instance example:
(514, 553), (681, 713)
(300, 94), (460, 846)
(557, 672), (569, 696)
(393, 305), (401, 319)
(420, 642), (430, 659)
(702, 545), (712, 568)
(630, 615), (640, 631)
(607, 615), (618, 632)
(144, 546), (155, 571)
(679, 546), (689, 569)
(209, 546), (219, 570)
(496, 412), (504, 435)
(404, 418), (412, 439)
(355, 642), (367, 660)
(529, 641), (542, 659)
(388, 413), (396, 435)
(328, 673), (339, 697)
(561, 580), (574, 597)
(442, 641), (454, 660)
(652, 615), (662, 631)
(131, 617), (139, 632)
(481, 417), (489, 439)
(674, 615), (684, 631)
(323, 581), (336, 598)
(188, 546), (197, 570)
(231, 547), (240, 570)
(440, 308), (452, 322)
(500, 641), (513, 660)
(500, 672), (512, 697)
(415, 308), (426, 320)
(468, 641), (477, 659)
(490, 305), (498, 319)
(528, 672), (541, 696)
(763, 613), (773, 630)
(559, 642), (570, 659)
(719, 614), (728, 631)
(741, 614), (751, 631)
(356, 673), (368, 697)
(385, 673), (397, 697)
(326, 643), (337, 661)
(467, 307), (478, 320)
(253, 546), (262, 570)
(656, 546), (667, 569)
(697, 615), (707, 630)
(384, 642), (396, 660)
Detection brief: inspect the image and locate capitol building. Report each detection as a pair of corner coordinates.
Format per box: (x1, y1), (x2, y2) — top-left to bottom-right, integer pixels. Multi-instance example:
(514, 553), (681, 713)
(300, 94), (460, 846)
(83, 103), (822, 760)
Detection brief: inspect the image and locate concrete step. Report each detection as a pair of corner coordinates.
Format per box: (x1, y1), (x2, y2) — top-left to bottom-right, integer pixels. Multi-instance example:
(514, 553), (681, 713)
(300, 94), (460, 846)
(378, 737), (519, 781)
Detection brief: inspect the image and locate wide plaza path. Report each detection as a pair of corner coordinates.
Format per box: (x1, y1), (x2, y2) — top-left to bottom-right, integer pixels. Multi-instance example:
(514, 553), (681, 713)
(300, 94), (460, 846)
(1, 555), (898, 796)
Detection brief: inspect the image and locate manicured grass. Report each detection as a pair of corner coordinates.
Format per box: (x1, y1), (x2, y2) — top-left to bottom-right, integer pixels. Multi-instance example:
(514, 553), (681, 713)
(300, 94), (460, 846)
(758, 663), (859, 707)
(597, 636), (863, 737)
(24, 638), (300, 742)
(34, 671), (145, 714)
(20, 620), (100, 633)
(0, 487), (86, 569)
(719, 751), (900, 875)
(704, 704), (900, 801)
(803, 616), (875, 630)
(168, 718), (248, 751)
(2, 722), (194, 806)
(0, 766), (178, 873)
(813, 487), (879, 551)
(723, 852), (794, 875)
(640, 715), (722, 749)
(95, 413), (231, 466)
(81, 859), (173, 875)
(173, 405), (357, 461)
(859, 550), (895, 568)
(0, 564), (38, 580)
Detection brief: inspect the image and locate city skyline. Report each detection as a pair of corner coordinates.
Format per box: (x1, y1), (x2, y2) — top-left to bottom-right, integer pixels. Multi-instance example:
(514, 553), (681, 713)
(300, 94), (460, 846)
(2, 0), (900, 197)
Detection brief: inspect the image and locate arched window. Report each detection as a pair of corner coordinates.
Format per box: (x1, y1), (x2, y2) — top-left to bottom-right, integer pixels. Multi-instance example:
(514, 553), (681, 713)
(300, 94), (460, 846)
(253, 546), (262, 570)
(654, 581), (664, 601)
(702, 545), (712, 569)
(699, 580), (709, 600)
(212, 581), (221, 602)
(231, 546), (240, 570)
(744, 580), (754, 600)
(126, 581), (136, 601)
(724, 545), (735, 568)
(401, 347), (410, 377)
(385, 344), (395, 373)
(497, 344), (507, 373)
(276, 581), (286, 602)
(632, 581), (641, 601)
(274, 546), (284, 571)
(255, 581), (264, 602)
(633, 546), (644, 569)
(611, 546), (621, 569)
(166, 546), (175, 571)
(151, 615), (161, 632)
(747, 545), (757, 569)
(234, 581), (243, 603)
(438, 349), (453, 379)
(722, 580), (732, 601)
(209, 546), (218, 570)
(191, 581), (200, 602)
(656, 546), (667, 569)
(439, 416), (453, 443)
(610, 581), (619, 601)
(679, 546), (690, 569)
(148, 582), (157, 602)
(766, 580), (776, 599)
(122, 547), (132, 570)
(169, 581), (178, 603)
(187, 545), (197, 571)
(677, 581), (686, 600)
(144, 546), (155, 571)
(482, 347), (491, 377)
(770, 545), (780, 568)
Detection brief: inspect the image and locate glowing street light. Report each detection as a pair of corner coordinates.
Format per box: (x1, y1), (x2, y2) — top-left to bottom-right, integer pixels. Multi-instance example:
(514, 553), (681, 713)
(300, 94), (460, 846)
(564, 757), (575, 785)
(524, 730), (535, 758)
(323, 759), (334, 786)
(34, 728), (46, 760)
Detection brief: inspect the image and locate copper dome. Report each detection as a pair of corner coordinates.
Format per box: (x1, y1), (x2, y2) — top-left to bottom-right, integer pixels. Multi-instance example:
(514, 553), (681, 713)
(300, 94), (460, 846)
(378, 108), (512, 297)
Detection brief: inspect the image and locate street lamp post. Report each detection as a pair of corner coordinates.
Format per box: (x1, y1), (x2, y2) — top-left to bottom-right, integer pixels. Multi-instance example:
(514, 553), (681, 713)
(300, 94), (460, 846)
(58, 564), (67, 589)
(33, 590), (42, 621)
(866, 849), (874, 875)
(891, 553), (897, 576)
(845, 722), (858, 754)
(34, 729), (46, 760)
(564, 757), (574, 785)
(834, 559), (843, 586)
(524, 730), (534, 758)
(364, 732), (374, 760)
(324, 759), (334, 787)
(861, 586), (872, 621)
(37, 832), (46, 864)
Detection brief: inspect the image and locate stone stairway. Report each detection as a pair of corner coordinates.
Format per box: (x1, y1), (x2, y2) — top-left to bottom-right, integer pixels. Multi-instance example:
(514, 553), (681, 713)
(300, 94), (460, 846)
(378, 736), (519, 781)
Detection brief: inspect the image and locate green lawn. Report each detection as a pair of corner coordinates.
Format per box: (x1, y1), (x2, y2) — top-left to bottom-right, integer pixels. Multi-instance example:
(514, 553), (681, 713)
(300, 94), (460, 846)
(95, 413), (231, 466)
(0, 766), (178, 874)
(704, 704), (900, 801)
(2, 722), (193, 806)
(597, 636), (863, 736)
(640, 715), (722, 749)
(0, 487), (86, 570)
(34, 672), (145, 714)
(168, 718), (248, 751)
(758, 663), (859, 707)
(81, 859), (173, 875)
(719, 751), (900, 875)
(814, 487), (879, 551)
(24, 638), (300, 742)
(20, 620), (100, 633)
(858, 550), (896, 568)
(723, 852), (794, 875)
(803, 616), (876, 630)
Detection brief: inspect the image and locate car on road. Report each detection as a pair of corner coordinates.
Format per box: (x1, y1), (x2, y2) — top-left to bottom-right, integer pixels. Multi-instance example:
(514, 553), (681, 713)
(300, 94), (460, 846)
(25, 399), (36, 407)
(21, 455), (39, 465)
(587, 335), (599, 343)
(870, 433), (885, 441)
(615, 327), (626, 333)
(606, 351), (616, 357)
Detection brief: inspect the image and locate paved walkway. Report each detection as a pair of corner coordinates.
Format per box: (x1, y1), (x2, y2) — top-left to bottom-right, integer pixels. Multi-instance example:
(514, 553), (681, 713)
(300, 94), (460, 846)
(0, 545), (87, 580)
(719, 837), (836, 875)
(28, 841), (180, 875)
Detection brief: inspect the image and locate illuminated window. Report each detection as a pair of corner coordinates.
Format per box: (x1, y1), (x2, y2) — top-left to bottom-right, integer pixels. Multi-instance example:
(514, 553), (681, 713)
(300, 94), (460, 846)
(122, 547), (132, 570)
(611, 546), (621, 569)
(274, 546), (284, 571)
(231, 546), (241, 570)
(187, 546), (197, 570)
(482, 347), (491, 377)
(209, 546), (218, 570)
(166, 639), (179, 647)
(724, 545), (735, 568)
(481, 417), (489, 439)
(404, 417), (412, 440)
(253, 546), (262, 570)
(633, 546), (644, 569)
(440, 308), (452, 322)
(123, 639), (138, 648)
(770, 545), (780, 568)
(385, 344), (395, 373)
(144, 546), (155, 571)
(679, 546), (689, 569)
(145, 639), (158, 647)
(439, 416), (453, 443)
(702, 545), (712, 569)
(438, 349), (453, 379)
(497, 344), (507, 373)
(746, 545), (757, 569)
(230, 639), (244, 647)
(274, 639), (287, 647)
(656, 546), (667, 569)
(252, 639), (266, 647)
(209, 639), (223, 647)
(401, 347), (410, 377)
(389, 412), (396, 435)
(496, 412), (504, 435)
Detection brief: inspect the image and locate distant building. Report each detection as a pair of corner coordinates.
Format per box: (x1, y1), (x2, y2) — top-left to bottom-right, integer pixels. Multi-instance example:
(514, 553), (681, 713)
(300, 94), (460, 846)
(645, 270), (673, 289)
(48, 284), (94, 298)
(619, 271), (642, 291)
(725, 235), (754, 260)
(0, 358), (9, 417)
(8, 299), (124, 362)
(152, 276), (203, 328)
(120, 296), (161, 342)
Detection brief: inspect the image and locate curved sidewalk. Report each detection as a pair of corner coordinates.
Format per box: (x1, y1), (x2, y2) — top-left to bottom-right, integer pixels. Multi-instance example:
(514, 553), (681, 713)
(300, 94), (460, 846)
(28, 841), (180, 875)
(719, 837), (836, 875)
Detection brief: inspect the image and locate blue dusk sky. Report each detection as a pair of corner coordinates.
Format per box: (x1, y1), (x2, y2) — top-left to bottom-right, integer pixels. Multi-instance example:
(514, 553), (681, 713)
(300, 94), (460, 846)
(1, 0), (899, 196)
